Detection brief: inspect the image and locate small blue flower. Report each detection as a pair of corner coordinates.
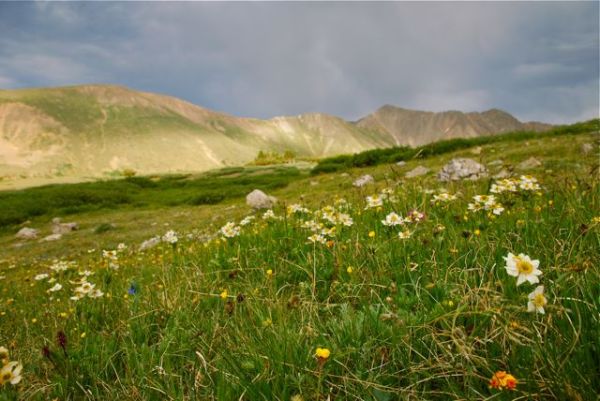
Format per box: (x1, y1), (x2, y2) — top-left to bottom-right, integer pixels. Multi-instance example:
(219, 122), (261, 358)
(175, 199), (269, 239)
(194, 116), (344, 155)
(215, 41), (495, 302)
(128, 283), (137, 296)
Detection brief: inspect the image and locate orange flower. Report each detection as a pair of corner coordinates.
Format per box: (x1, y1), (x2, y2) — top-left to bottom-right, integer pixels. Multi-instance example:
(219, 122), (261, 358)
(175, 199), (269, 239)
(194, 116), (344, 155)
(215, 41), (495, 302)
(489, 371), (518, 390)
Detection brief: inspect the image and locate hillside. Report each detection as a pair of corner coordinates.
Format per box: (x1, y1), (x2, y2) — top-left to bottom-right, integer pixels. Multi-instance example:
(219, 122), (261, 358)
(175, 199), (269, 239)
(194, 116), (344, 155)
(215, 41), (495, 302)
(0, 85), (551, 187)
(0, 126), (597, 400)
(357, 105), (551, 146)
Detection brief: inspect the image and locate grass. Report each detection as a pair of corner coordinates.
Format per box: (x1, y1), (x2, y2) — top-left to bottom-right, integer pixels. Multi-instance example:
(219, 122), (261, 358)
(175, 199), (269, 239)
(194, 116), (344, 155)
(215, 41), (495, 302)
(0, 129), (598, 400)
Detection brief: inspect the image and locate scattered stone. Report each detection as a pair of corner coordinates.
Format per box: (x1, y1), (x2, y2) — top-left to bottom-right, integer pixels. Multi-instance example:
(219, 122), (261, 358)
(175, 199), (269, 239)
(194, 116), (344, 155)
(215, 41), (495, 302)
(41, 233), (62, 242)
(310, 180), (319, 186)
(396, 161), (406, 166)
(51, 217), (79, 234)
(15, 227), (38, 240)
(438, 158), (487, 182)
(353, 174), (374, 187)
(488, 159), (503, 167)
(405, 166), (430, 178)
(517, 157), (542, 170)
(246, 189), (277, 210)
(581, 143), (594, 155)
(494, 169), (511, 179)
(340, 173), (350, 177)
(139, 236), (161, 251)
(470, 146), (483, 155)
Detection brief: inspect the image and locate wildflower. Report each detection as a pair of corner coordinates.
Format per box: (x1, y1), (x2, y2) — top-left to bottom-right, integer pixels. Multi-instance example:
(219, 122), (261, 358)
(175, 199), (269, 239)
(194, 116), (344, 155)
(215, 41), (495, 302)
(365, 194), (384, 209)
(398, 229), (412, 239)
(57, 331), (67, 354)
(504, 253), (542, 286)
(431, 192), (457, 204)
(527, 285), (547, 314)
(220, 222), (241, 238)
(287, 204), (309, 215)
(307, 234), (326, 244)
(239, 215), (255, 226)
(406, 210), (425, 223)
(162, 230), (178, 244)
(0, 361), (23, 385)
(117, 243), (127, 251)
(337, 213), (354, 227)
(220, 290), (228, 300)
(315, 347), (331, 361)
(0, 347), (8, 365)
(48, 283), (62, 293)
(266, 269), (273, 277)
(128, 283), (138, 296)
(50, 260), (73, 272)
(34, 273), (49, 281)
(519, 175), (541, 191)
(382, 212), (405, 227)
(489, 371), (517, 390)
(368, 231), (376, 238)
(346, 266), (353, 274)
(262, 209), (277, 220)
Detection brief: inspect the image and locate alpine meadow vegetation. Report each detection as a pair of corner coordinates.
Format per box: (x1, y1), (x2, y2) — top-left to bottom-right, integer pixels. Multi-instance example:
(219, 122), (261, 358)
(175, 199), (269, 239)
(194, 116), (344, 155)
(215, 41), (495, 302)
(0, 122), (598, 400)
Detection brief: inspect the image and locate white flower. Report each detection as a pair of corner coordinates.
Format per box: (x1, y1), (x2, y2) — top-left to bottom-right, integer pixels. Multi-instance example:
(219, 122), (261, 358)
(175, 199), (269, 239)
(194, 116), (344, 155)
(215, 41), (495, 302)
(50, 261), (73, 272)
(382, 212), (405, 227)
(287, 204), (310, 215)
(504, 252), (542, 286)
(220, 222), (241, 238)
(262, 209), (277, 220)
(239, 216), (255, 226)
(365, 195), (384, 209)
(102, 250), (118, 260)
(48, 283), (62, 292)
(431, 193), (457, 204)
(117, 243), (127, 251)
(307, 234), (326, 244)
(337, 213), (354, 227)
(527, 285), (547, 314)
(34, 273), (49, 281)
(398, 229), (412, 239)
(162, 230), (178, 244)
(0, 361), (22, 385)
(519, 175), (541, 191)
(301, 220), (322, 232)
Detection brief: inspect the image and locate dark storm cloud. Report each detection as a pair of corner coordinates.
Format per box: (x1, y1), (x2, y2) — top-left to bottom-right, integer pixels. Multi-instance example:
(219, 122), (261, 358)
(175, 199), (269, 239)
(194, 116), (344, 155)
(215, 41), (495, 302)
(0, 1), (597, 123)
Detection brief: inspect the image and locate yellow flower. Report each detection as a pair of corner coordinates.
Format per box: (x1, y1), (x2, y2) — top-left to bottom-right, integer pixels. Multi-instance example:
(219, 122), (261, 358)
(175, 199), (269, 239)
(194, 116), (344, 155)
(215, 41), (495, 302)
(220, 290), (228, 300)
(315, 347), (331, 360)
(266, 269), (273, 277)
(474, 229), (481, 236)
(346, 266), (353, 274)
(368, 231), (376, 238)
(80, 332), (86, 339)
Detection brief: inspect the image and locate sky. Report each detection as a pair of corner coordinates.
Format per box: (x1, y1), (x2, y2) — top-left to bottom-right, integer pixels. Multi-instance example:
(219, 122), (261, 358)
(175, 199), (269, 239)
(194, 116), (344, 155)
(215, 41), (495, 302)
(0, 2), (598, 124)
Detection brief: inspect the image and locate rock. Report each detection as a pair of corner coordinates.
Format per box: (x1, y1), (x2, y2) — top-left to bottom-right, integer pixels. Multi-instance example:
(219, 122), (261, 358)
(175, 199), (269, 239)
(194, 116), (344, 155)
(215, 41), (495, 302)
(15, 227), (38, 240)
(494, 169), (511, 179)
(405, 166), (430, 178)
(488, 159), (503, 167)
(396, 161), (406, 166)
(310, 180), (319, 186)
(51, 217), (79, 234)
(517, 157), (542, 170)
(581, 143), (594, 155)
(353, 174), (374, 187)
(340, 173), (350, 177)
(246, 189), (276, 210)
(139, 236), (161, 251)
(437, 158), (487, 182)
(41, 233), (62, 242)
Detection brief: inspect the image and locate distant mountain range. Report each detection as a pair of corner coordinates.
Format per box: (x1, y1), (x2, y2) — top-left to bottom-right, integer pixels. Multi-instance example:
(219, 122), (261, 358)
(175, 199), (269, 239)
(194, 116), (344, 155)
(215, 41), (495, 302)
(0, 84), (552, 180)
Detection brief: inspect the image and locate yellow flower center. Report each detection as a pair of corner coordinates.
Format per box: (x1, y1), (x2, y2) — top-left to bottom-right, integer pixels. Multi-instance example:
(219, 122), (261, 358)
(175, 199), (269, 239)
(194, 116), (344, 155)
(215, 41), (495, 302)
(516, 259), (533, 274)
(533, 293), (546, 307)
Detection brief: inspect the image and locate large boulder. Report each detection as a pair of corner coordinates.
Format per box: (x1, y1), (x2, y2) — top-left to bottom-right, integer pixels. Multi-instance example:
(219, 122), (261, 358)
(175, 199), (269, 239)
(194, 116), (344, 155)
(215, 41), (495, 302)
(246, 189), (277, 210)
(405, 166), (430, 178)
(438, 158), (487, 181)
(15, 227), (38, 240)
(353, 174), (374, 187)
(581, 143), (594, 155)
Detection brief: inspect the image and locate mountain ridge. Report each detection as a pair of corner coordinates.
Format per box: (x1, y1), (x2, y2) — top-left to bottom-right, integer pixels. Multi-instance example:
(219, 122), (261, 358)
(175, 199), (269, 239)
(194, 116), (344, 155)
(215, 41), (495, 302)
(0, 84), (552, 184)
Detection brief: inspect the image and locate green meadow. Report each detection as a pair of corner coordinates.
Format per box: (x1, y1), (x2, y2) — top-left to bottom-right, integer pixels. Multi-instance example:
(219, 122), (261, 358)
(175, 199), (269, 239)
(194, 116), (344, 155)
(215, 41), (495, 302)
(0, 121), (598, 400)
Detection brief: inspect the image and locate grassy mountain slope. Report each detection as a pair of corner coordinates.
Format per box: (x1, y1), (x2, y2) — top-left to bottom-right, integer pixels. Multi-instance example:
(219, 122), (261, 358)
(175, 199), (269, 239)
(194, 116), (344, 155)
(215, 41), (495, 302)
(0, 126), (597, 400)
(0, 85), (395, 183)
(0, 85), (552, 188)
